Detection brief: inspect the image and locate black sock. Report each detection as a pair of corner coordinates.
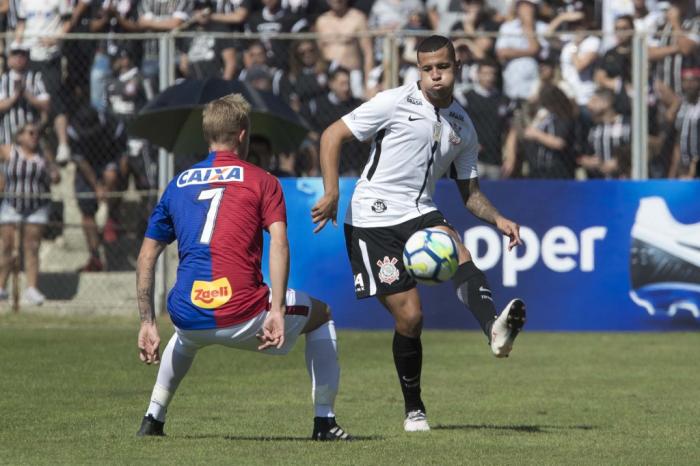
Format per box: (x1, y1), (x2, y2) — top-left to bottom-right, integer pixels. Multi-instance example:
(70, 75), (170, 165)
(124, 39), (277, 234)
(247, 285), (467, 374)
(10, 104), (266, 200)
(392, 332), (425, 414)
(453, 261), (498, 337)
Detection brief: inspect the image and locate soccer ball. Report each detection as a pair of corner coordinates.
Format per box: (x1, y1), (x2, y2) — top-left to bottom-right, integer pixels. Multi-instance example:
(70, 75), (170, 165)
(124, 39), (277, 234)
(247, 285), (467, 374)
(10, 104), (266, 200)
(403, 228), (459, 284)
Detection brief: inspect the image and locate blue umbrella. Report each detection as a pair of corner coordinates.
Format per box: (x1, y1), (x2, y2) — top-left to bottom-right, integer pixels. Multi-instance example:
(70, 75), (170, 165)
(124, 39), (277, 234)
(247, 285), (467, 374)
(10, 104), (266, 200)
(129, 78), (309, 155)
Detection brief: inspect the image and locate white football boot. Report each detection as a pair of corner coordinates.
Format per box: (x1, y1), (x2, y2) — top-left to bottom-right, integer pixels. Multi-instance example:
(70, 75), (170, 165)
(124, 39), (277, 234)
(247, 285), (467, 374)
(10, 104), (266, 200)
(490, 299), (526, 358)
(404, 410), (430, 432)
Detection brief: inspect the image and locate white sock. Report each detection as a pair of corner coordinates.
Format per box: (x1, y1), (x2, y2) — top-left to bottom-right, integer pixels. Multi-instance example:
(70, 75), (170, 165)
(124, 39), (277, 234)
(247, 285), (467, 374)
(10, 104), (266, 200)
(145, 333), (196, 422)
(305, 320), (339, 418)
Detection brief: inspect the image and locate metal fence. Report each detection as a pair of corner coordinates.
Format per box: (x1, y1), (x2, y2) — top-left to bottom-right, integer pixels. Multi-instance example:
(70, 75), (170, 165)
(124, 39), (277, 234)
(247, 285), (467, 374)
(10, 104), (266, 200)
(0, 29), (689, 314)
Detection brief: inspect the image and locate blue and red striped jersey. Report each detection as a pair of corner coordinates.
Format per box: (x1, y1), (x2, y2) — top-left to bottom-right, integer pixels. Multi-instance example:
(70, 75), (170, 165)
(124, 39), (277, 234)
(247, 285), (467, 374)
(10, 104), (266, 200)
(145, 150), (286, 330)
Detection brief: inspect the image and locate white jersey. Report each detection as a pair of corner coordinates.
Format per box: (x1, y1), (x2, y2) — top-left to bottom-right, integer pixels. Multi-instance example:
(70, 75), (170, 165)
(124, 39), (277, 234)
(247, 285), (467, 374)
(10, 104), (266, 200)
(341, 82), (479, 228)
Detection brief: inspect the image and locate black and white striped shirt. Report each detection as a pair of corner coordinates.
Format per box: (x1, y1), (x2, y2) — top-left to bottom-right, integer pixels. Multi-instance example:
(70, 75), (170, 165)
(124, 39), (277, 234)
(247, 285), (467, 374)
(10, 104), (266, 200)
(0, 70), (49, 145)
(653, 18), (700, 94)
(2, 145), (51, 214)
(525, 112), (576, 179)
(587, 115), (632, 163)
(139, 0), (192, 60)
(676, 99), (700, 165)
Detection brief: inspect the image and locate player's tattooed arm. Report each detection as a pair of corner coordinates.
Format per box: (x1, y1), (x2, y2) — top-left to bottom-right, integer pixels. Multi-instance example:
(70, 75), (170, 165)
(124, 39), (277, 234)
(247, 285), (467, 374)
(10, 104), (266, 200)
(455, 178), (523, 251)
(136, 238), (167, 323)
(456, 178), (500, 225)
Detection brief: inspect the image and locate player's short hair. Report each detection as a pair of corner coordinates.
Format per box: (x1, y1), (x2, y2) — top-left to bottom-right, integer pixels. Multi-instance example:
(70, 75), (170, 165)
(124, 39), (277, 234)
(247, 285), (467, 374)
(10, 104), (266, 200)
(416, 35), (456, 64)
(202, 93), (251, 147)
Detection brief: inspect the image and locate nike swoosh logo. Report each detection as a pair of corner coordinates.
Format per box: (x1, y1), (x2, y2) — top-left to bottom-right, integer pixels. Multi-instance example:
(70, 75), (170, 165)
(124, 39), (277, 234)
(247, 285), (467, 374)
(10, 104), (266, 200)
(408, 116), (424, 121)
(479, 286), (492, 294)
(676, 239), (700, 252)
(401, 375), (419, 383)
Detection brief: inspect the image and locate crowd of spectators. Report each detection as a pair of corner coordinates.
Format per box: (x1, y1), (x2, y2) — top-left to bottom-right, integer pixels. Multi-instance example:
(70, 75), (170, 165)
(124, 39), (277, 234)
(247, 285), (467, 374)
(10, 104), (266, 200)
(0, 0), (698, 276)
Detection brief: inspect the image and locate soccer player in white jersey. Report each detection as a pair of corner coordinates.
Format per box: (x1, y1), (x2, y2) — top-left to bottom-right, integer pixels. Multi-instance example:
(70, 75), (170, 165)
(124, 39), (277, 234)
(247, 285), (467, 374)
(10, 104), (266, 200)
(311, 35), (526, 432)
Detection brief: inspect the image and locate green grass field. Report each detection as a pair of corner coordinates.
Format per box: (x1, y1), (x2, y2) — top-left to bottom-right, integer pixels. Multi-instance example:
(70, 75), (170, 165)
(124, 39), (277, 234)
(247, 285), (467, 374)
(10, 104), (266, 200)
(0, 314), (698, 465)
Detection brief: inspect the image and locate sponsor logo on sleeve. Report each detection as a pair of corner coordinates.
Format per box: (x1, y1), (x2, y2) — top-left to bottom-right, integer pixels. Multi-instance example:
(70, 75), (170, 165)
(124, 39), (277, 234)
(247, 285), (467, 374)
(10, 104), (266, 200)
(190, 277), (232, 309)
(177, 166), (244, 187)
(407, 96), (423, 106)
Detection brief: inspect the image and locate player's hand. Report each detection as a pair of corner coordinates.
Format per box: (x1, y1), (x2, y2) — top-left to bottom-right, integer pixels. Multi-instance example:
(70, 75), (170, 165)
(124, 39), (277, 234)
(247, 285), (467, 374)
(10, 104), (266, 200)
(138, 322), (161, 365)
(311, 191), (339, 233)
(496, 215), (522, 251)
(257, 307), (285, 350)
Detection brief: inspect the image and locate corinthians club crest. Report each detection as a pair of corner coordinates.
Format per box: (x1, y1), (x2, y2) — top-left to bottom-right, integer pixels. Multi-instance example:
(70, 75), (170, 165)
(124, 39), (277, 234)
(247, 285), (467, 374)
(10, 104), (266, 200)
(377, 256), (400, 285)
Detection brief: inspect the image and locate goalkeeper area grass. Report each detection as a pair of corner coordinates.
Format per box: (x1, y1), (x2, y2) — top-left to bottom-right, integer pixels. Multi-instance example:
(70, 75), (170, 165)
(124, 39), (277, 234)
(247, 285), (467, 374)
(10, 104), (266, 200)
(1, 314), (697, 465)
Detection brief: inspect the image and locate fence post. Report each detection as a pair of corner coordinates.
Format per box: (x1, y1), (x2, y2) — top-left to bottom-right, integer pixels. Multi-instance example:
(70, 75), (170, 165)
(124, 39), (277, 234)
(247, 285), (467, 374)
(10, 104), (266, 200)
(631, 31), (649, 180)
(154, 34), (174, 315)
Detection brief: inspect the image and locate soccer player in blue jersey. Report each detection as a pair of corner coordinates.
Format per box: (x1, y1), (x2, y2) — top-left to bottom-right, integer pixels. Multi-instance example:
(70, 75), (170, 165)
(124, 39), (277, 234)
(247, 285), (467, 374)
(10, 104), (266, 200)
(135, 94), (351, 440)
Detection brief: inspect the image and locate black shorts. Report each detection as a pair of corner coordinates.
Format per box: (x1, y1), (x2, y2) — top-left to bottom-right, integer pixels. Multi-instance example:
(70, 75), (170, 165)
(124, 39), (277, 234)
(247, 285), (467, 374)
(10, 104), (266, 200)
(344, 211), (453, 299)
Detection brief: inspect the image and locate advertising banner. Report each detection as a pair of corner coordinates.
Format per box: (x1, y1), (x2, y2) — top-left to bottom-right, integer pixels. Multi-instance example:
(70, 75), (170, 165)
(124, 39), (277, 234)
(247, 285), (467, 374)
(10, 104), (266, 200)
(267, 179), (700, 331)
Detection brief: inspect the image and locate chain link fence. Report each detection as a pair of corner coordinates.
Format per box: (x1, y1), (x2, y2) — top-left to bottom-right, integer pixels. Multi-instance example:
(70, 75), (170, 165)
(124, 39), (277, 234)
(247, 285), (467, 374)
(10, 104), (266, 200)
(0, 28), (693, 314)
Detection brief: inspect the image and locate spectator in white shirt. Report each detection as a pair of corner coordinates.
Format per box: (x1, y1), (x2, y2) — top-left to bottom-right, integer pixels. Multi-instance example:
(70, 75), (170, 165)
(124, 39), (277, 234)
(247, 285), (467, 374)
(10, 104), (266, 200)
(495, 0), (549, 102)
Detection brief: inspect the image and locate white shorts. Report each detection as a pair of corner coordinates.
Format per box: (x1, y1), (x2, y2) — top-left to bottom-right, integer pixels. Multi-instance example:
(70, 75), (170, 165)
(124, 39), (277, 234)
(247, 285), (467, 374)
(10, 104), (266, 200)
(0, 202), (50, 225)
(174, 288), (312, 356)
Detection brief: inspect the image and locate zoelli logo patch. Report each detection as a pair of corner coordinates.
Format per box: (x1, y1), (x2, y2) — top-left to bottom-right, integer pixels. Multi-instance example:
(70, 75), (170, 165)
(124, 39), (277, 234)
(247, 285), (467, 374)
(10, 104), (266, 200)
(191, 277), (232, 309)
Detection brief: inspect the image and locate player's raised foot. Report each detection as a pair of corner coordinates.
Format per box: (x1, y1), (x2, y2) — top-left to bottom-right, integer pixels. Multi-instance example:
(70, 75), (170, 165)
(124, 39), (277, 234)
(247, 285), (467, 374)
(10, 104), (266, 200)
(311, 417), (352, 441)
(136, 415), (165, 437)
(490, 299), (526, 358)
(403, 410), (430, 432)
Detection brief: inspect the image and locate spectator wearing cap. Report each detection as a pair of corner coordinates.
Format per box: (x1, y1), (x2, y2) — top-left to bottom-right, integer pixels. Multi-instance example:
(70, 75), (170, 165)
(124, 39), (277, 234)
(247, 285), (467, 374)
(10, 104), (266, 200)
(528, 52), (575, 104)
(664, 67), (700, 178)
(177, 0), (238, 80)
(301, 66), (368, 176)
(649, 1), (700, 95)
(315, 0), (374, 99)
(495, 0), (550, 102)
(0, 43), (49, 147)
(578, 88), (632, 179)
(464, 58), (517, 179)
(14, 0), (73, 165)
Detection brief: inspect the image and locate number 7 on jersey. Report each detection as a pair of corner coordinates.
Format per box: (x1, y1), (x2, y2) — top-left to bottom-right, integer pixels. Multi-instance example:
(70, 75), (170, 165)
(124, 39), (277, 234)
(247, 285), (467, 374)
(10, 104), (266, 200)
(198, 187), (224, 244)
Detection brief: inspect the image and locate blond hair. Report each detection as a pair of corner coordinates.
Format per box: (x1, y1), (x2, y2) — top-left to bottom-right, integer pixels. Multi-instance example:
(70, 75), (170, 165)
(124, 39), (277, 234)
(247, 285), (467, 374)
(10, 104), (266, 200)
(202, 93), (252, 147)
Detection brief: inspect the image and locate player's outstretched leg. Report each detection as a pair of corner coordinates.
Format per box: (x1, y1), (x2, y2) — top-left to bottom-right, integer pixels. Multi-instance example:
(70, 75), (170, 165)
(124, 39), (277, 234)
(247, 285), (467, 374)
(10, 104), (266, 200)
(137, 333), (197, 436)
(303, 298), (351, 441)
(452, 260), (526, 358)
(379, 289), (429, 432)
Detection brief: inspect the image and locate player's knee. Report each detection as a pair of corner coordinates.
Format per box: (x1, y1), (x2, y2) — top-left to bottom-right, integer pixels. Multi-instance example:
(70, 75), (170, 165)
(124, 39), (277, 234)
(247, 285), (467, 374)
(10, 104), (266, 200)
(396, 312), (423, 337)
